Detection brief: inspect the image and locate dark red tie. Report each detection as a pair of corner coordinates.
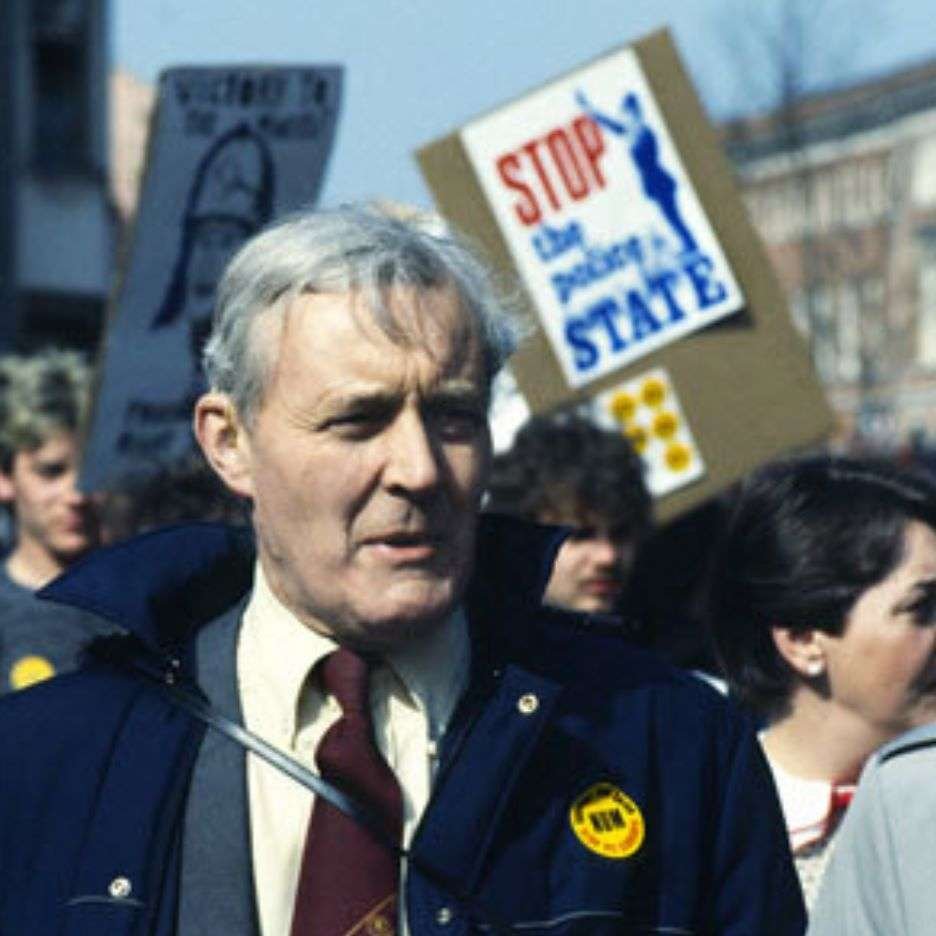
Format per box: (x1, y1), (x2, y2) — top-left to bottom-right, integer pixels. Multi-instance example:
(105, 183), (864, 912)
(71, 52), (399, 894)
(290, 648), (404, 936)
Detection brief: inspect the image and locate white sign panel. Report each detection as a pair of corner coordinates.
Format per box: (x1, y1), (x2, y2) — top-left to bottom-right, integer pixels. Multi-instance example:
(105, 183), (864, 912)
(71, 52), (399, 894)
(588, 367), (704, 497)
(461, 46), (744, 389)
(81, 66), (342, 491)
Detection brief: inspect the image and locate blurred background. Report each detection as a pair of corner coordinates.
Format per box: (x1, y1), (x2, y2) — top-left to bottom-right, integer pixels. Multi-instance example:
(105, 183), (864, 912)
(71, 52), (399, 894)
(3, 0), (936, 456)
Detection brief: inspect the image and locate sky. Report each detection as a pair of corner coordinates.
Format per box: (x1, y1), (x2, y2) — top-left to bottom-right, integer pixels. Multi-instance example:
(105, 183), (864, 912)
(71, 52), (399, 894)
(113, 0), (936, 210)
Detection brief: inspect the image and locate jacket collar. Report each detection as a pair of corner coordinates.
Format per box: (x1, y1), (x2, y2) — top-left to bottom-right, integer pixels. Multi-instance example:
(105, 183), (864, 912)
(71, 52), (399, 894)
(38, 514), (567, 656)
(38, 522), (255, 652)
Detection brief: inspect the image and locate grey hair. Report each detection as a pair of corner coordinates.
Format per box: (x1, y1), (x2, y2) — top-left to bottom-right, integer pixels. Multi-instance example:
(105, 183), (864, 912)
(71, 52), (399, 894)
(0, 349), (92, 470)
(203, 204), (524, 423)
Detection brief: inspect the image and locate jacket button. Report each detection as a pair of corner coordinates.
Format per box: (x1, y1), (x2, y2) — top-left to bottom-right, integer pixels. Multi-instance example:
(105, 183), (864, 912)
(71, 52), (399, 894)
(517, 692), (539, 715)
(108, 877), (132, 899)
(435, 906), (453, 925)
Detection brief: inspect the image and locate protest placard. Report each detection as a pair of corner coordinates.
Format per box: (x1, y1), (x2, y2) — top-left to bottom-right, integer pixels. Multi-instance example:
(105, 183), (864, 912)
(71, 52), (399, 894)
(80, 65), (342, 491)
(418, 29), (834, 521)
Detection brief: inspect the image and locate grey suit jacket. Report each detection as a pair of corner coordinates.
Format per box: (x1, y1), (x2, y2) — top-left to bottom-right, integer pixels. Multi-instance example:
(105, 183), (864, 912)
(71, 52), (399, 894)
(808, 722), (936, 935)
(178, 603), (259, 935)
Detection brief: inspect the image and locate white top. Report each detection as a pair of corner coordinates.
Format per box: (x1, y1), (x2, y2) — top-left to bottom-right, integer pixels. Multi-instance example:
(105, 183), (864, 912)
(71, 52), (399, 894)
(237, 562), (470, 936)
(764, 749), (855, 911)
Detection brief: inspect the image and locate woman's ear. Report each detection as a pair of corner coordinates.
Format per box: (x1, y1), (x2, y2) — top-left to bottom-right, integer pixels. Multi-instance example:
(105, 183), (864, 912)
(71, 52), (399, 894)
(771, 625), (826, 678)
(193, 393), (254, 500)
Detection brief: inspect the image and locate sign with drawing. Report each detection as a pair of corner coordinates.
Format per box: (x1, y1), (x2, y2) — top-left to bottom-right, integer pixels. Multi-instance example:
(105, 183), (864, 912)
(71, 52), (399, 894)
(80, 65), (342, 491)
(461, 46), (743, 389)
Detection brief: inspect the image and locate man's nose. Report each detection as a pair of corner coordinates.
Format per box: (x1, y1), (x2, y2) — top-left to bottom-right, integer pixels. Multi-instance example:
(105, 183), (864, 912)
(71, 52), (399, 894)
(62, 472), (91, 506)
(589, 535), (622, 568)
(382, 410), (442, 495)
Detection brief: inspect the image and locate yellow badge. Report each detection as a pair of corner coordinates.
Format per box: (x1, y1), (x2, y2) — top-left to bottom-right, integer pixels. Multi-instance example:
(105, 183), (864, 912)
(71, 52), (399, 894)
(569, 782), (645, 859)
(10, 655), (56, 690)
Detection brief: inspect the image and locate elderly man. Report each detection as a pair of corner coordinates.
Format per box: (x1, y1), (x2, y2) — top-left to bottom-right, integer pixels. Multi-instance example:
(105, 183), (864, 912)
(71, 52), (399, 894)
(0, 207), (804, 934)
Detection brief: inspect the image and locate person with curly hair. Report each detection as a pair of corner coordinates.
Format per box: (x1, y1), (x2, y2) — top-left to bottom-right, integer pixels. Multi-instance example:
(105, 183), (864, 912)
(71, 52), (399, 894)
(486, 413), (652, 615)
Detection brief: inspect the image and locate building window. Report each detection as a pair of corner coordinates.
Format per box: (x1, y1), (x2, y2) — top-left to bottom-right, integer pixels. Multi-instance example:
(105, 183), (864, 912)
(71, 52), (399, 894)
(801, 284), (838, 383)
(837, 280), (861, 383)
(30, 0), (91, 175)
(918, 237), (936, 368)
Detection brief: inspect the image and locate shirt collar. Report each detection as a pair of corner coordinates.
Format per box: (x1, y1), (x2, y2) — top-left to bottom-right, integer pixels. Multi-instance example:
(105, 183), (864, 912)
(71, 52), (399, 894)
(385, 605), (470, 740)
(240, 561), (469, 744)
(768, 757), (857, 852)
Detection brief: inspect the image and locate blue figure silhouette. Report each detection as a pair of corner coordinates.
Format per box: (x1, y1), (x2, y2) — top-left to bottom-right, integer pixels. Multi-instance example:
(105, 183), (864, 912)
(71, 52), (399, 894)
(576, 89), (697, 254)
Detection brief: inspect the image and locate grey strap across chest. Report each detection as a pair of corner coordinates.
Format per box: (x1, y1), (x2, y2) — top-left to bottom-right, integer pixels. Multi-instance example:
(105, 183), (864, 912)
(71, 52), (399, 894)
(125, 653), (511, 934)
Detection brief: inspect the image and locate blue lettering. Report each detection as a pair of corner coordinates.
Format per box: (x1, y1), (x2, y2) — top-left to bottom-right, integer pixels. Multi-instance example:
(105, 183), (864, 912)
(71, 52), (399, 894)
(564, 317), (600, 372)
(626, 290), (663, 342)
(532, 221), (583, 262)
(551, 237), (632, 305)
(552, 263), (592, 304)
(683, 253), (727, 308)
(588, 297), (628, 352)
(649, 269), (686, 323)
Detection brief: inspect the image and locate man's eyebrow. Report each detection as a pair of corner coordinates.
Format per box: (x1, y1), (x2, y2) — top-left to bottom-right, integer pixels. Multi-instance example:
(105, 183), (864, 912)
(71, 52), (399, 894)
(426, 380), (488, 403)
(321, 389), (401, 413)
(317, 381), (486, 417)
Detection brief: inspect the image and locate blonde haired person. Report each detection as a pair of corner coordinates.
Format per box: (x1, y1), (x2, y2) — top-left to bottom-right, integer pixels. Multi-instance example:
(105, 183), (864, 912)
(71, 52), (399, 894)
(0, 350), (112, 691)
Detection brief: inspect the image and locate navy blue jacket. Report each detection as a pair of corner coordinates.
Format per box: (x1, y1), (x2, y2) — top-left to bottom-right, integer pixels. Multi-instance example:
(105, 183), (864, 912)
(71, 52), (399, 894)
(0, 517), (805, 934)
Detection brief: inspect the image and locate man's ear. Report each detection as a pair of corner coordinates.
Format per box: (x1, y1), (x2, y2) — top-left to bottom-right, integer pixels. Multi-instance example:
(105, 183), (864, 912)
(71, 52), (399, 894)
(193, 393), (254, 500)
(771, 625), (827, 679)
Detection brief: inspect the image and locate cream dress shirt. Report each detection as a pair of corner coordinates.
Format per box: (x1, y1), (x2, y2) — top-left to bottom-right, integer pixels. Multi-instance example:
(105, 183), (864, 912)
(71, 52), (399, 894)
(237, 563), (470, 936)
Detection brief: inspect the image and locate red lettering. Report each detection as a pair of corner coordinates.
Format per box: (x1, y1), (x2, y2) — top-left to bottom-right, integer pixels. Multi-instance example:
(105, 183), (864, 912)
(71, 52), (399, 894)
(522, 138), (560, 212)
(546, 128), (588, 201)
(493, 115), (609, 225)
(572, 115), (606, 189)
(496, 152), (541, 226)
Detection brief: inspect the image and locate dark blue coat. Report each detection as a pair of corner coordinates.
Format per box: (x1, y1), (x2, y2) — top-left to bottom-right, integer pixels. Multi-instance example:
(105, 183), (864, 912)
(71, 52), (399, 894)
(0, 517), (805, 934)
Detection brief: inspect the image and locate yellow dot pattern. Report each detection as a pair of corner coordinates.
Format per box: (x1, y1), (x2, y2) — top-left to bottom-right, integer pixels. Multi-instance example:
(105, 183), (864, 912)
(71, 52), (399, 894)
(652, 410), (679, 440)
(641, 378), (667, 408)
(626, 424), (649, 454)
(665, 441), (692, 472)
(608, 391), (637, 425)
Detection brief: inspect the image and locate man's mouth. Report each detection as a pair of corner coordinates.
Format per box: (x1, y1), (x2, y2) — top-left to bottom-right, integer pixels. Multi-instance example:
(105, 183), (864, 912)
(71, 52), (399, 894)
(362, 530), (444, 562)
(582, 578), (622, 597)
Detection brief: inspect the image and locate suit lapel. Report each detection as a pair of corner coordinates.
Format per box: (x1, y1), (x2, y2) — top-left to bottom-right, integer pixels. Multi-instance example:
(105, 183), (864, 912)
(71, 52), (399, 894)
(177, 602), (259, 935)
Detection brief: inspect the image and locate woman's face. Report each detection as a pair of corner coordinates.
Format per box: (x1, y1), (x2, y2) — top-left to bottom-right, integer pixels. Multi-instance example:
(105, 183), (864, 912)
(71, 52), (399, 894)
(818, 520), (936, 736)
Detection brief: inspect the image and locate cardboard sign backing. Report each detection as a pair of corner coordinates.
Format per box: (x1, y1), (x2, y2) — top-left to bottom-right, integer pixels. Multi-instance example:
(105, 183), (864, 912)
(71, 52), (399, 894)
(417, 29), (834, 522)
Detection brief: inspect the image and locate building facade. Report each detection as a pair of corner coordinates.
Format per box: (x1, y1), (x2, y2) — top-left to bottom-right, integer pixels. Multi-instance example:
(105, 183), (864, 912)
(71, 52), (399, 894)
(1, 0), (112, 352)
(725, 57), (936, 447)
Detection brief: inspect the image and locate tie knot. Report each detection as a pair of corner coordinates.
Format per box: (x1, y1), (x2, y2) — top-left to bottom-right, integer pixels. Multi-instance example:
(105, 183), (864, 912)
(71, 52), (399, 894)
(320, 648), (372, 715)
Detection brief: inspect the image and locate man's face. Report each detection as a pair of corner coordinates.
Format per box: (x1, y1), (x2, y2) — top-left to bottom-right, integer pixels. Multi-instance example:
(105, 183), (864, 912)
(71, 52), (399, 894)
(541, 507), (638, 614)
(0, 432), (101, 566)
(228, 286), (491, 650)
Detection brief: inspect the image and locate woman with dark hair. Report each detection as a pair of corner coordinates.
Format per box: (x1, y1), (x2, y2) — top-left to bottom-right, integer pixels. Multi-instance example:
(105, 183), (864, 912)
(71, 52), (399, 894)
(709, 454), (936, 908)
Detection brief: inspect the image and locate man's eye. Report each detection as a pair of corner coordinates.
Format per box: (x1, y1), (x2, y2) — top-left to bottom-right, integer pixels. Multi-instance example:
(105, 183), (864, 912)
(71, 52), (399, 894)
(331, 412), (378, 429)
(34, 464), (67, 480)
(430, 406), (485, 440)
(326, 409), (393, 437)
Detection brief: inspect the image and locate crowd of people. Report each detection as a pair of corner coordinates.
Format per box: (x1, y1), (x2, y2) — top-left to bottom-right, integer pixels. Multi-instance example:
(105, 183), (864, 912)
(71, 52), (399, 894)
(0, 204), (933, 933)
